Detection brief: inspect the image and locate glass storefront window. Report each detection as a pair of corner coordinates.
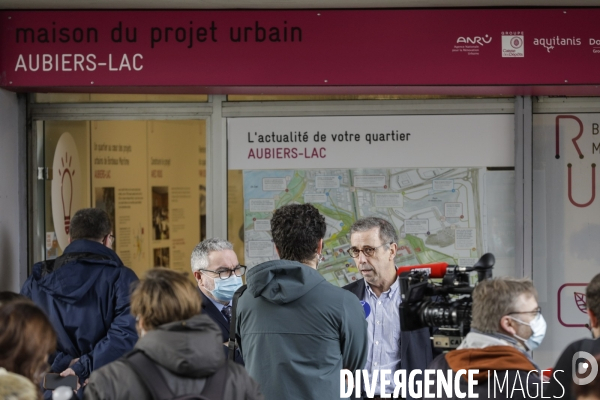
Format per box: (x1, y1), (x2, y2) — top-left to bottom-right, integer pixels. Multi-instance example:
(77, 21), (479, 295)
(41, 119), (206, 277)
(533, 106), (600, 368)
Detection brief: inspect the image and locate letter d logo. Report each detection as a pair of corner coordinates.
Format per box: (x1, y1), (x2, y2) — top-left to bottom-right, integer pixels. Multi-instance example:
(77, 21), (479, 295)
(572, 351), (599, 385)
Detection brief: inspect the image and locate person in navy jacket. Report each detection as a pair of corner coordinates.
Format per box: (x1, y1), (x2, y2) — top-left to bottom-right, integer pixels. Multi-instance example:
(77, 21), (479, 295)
(21, 208), (138, 397)
(191, 238), (245, 365)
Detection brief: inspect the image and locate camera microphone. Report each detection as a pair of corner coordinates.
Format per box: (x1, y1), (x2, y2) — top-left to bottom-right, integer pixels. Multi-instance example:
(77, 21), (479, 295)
(396, 262), (449, 279)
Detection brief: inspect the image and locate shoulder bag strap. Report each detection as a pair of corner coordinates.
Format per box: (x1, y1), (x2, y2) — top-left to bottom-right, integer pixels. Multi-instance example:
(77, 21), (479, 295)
(228, 284), (247, 360)
(201, 362), (229, 399)
(122, 350), (175, 400)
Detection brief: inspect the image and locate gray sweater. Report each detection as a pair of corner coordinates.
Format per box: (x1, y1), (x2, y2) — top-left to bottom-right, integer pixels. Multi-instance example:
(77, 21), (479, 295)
(236, 259), (368, 400)
(84, 313), (263, 400)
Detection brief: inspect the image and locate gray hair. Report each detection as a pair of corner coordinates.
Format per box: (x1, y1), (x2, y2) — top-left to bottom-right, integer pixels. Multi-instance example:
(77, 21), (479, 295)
(350, 217), (398, 246)
(190, 238), (233, 273)
(471, 277), (537, 334)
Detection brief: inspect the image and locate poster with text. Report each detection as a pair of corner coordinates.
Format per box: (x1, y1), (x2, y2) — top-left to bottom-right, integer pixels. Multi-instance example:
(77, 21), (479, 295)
(148, 121), (201, 272)
(92, 121), (149, 277)
(229, 115), (516, 287)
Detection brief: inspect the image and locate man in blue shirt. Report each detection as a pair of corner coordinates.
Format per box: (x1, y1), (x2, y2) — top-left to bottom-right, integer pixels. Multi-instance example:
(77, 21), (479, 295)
(344, 217), (434, 399)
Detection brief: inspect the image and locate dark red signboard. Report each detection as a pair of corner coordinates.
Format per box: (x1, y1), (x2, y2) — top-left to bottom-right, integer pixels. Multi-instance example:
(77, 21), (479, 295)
(1, 9), (600, 94)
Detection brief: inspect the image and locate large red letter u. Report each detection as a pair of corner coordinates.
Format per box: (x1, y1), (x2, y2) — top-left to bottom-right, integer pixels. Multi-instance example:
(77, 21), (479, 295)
(568, 163), (596, 208)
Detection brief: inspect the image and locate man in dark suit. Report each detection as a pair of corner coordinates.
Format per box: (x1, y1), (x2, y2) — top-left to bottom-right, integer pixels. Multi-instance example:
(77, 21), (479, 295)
(343, 217), (434, 399)
(191, 238), (245, 365)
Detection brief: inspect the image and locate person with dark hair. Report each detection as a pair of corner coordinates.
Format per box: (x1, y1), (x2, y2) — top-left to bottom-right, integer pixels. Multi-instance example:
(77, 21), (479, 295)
(236, 203), (368, 400)
(84, 268), (262, 400)
(0, 301), (57, 386)
(20, 207), (138, 398)
(547, 273), (600, 400)
(0, 291), (27, 307)
(343, 217), (435, 399)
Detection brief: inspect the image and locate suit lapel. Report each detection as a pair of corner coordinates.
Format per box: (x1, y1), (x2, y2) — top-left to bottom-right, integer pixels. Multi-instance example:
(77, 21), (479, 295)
(351, 279), (365, 300)
(199, 290), (230, 334)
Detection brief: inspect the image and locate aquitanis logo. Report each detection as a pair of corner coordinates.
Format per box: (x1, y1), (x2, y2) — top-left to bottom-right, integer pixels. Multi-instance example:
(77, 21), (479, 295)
(555, 116), (597, 208)
(534, 36), (581, 52)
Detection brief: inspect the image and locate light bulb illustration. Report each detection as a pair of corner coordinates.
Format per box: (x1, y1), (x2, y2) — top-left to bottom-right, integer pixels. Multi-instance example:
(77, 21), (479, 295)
(51, 132), (81, 251)
(57, 151), (76, 235)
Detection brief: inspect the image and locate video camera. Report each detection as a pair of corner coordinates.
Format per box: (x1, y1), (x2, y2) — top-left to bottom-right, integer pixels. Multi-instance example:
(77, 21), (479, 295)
(397, 253), (495, 350)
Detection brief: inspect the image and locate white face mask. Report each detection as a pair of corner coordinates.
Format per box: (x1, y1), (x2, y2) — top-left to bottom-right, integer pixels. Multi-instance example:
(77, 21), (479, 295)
(316, 253), (325, 268)
(510, 313), (547, 350)
(208, 275), (243, 302)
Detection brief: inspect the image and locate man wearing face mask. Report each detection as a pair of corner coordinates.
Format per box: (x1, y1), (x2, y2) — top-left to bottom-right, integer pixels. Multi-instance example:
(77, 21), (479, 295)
(428, 277), (545, 399)
(191, 238), (245, 365)
(547, 273), (600, 400)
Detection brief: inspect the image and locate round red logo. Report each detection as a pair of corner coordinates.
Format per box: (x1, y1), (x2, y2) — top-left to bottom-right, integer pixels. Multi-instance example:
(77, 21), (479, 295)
(510, 37), (523, 49)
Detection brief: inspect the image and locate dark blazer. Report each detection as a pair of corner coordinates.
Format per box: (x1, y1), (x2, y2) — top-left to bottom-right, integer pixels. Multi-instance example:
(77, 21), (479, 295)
(198, 289), (244, 365)
(343, 278), (434, 374)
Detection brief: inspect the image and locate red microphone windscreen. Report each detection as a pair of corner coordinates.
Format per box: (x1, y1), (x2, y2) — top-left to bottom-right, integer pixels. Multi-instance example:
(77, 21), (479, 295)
(397, 262), (449, 279)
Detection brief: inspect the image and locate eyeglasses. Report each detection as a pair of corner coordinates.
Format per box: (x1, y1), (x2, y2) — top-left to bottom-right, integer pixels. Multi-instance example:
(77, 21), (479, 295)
(104, 234), (115, 244)
(346, 243), (391, 258)
(507, 307), (542, 317)
(198, 265), (247, 280)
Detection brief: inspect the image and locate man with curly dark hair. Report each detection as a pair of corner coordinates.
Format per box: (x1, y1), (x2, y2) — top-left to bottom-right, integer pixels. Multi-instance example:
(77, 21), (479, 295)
(236, 203), (368, 400)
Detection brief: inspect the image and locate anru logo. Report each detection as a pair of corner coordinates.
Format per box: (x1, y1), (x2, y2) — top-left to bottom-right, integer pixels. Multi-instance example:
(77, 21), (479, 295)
(457, 35), (492, 46)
